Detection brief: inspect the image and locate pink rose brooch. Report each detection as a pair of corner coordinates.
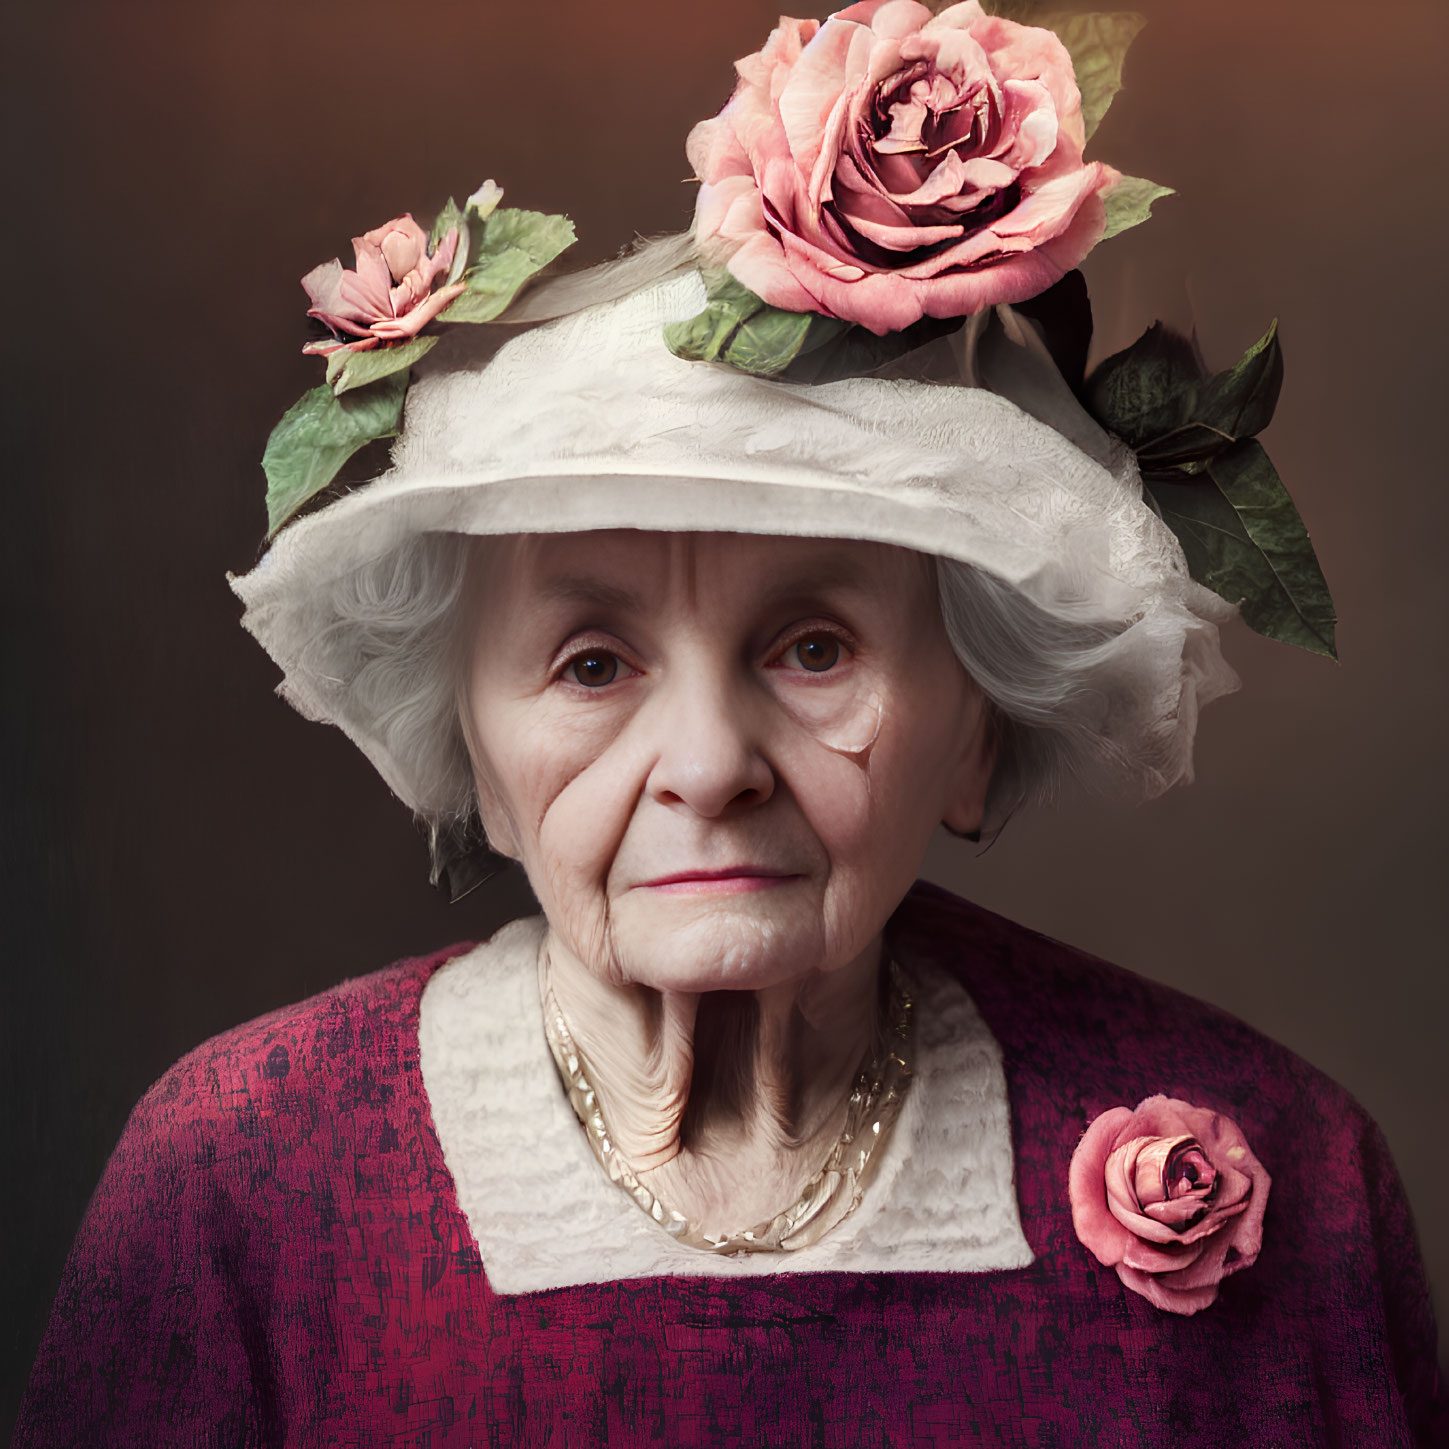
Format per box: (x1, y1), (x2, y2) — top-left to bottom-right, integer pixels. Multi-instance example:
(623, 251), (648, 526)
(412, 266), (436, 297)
(1069, 1096), (1271, 1315)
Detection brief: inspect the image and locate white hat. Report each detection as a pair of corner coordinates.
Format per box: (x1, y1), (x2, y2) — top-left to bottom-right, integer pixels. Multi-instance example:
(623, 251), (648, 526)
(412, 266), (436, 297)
(231, 257), (1238, 822)
(233, 0), (1344, 844)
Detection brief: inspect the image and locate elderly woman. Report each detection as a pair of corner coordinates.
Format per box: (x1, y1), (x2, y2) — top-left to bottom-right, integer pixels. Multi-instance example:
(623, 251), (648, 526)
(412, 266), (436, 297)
(16, 3), (1445, 1445)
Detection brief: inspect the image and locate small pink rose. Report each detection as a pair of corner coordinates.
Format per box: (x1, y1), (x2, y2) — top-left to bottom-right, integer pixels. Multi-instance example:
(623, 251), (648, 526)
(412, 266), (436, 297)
(300, 213), (466, 357)
(1069, 1095), (1270, 1315)
(687, 0), (1120, 335)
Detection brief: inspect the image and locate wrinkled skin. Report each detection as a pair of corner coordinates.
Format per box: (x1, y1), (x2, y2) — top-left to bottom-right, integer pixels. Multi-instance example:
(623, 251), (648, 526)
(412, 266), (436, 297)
(460, 531), (992, 1230)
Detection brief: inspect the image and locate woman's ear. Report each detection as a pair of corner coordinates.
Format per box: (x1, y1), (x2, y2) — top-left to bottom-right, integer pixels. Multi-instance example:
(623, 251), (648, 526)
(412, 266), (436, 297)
(941, 692), (996, 839)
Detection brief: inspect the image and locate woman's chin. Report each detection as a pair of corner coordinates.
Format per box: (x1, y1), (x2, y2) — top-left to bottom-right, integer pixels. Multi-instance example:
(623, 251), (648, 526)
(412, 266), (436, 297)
(606, 888), (826, 993)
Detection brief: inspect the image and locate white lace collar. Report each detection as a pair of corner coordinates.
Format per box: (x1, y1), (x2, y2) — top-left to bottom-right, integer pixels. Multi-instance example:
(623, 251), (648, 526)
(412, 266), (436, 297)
(419, 916), (1033, 1295)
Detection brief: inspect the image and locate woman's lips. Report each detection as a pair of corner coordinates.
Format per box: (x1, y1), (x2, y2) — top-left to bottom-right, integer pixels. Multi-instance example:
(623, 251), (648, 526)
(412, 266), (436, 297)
(635, 868), (799, 895)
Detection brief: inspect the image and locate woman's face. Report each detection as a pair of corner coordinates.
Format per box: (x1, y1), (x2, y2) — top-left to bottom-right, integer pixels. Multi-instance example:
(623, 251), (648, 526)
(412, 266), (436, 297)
(461, 531), (992, 993)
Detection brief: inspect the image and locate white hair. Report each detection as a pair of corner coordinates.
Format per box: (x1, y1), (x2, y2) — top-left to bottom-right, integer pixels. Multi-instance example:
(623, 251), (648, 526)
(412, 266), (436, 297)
(300, 530), (1131, 878)
(933, 558), (1125, 828)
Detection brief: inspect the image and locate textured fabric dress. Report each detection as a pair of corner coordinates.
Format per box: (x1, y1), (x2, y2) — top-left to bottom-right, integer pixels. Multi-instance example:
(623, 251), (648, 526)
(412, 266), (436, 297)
(16, 883), (1447, 1447)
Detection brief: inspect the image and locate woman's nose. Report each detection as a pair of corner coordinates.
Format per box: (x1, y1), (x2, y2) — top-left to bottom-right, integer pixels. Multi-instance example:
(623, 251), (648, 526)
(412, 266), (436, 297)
(642, 666), (775, 818)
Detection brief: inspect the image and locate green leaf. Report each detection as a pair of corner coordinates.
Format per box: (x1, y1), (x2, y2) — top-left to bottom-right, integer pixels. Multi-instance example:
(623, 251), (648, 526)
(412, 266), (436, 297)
(429, 196), (471, 285)
(1040, 12), (1147, 141)
(1086, 320), (1283, 467)
(1101, 174), (1173, 241)
(262, 372), (409, 535)
(439, 206), (577, 325)
(1197, 320), (1283, 445)
(666, 268), (972, 381)
(430, 196), (464, 249)
(325, 334), (438, 396)
(1145, 441), (1337, 659)
(780, 313), (964, 384)
(728, 306), (847, 376)
(664, 269), (852, 377)
(1086, 321), (1202, 448)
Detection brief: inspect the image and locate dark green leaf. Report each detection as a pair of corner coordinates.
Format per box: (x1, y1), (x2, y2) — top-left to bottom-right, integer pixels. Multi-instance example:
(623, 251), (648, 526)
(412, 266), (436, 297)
(1086, 319), (1282, 467)
(1197, 320), (1283, 444)
(1086, 321), (1201, 445)
(440, 206), (577, 324)
(779, 313), (963, 384)
(326, 334), (437, 396)
(262, 373), (409, 535)
(1145, 440), (1336, 658)
(1040, 12), (1147, 140)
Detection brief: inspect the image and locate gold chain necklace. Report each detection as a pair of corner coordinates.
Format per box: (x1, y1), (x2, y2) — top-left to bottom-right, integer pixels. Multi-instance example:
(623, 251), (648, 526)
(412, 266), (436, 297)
(540, 961), (914, 1254)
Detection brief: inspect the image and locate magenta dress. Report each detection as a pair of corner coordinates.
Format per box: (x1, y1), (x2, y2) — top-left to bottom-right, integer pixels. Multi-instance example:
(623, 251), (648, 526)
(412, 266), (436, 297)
(15, 884), (1447, 1446)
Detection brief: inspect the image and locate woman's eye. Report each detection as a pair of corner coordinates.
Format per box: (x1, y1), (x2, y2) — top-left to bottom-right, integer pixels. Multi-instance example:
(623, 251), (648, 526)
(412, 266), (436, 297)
(564, 651), (622, 688)
(783, 634), (842, 673)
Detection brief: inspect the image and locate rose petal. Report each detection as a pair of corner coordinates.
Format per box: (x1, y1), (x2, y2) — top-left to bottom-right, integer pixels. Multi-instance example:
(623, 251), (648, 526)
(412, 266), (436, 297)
(1129, 1134), (1194, 1205)
(832, 152), (916, 224)
(368, 280), (466, 340)
(995, 78), (1059, 172)
(361, 214), (429, 283)
(888, 151), (1015, 208)
(1105, 1139), (1190, 1245)
(777, 16), (867, 178)
(432, 226), (461, 280)
(300, 258), (349, 317)
(726, 228), (832, 316)
(1068, 1107), (1138, 1267)
(1140, 1235), (1237, 1292)
(686, 114), (751, 188)
(974, 12), (1084, 152)
(342, 239), (394, 316)
(305, 305), (377, 340)
(860, 0), (936, 44)
(380, 229), (422, 285)
(1116, 1263), (1221, 1316)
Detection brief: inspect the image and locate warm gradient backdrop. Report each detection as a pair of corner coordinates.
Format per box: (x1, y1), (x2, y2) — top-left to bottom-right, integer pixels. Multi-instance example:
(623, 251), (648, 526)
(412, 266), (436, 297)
(4, 0), (1446, 1431)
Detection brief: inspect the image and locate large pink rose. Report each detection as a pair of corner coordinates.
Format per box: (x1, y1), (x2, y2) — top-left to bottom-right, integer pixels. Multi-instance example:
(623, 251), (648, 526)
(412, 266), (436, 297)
(1069, 1095), (1271, 1315)
(300, 214), (465, 356)
(687, 0), (1119, 335)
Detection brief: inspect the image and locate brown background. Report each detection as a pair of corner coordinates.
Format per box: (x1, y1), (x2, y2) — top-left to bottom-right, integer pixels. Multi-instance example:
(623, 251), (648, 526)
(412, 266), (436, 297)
(3, 0), (1445, 1431)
